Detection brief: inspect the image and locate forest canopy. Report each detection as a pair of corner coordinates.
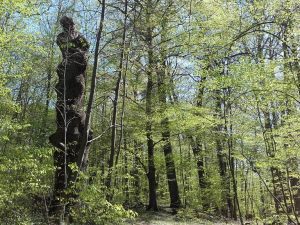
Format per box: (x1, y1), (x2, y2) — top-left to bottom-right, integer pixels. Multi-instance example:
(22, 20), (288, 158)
(0, 0), (300, 224)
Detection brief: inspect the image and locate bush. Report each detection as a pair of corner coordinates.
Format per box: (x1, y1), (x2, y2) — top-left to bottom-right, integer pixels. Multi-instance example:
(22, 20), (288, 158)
(71, 184), (137, 225)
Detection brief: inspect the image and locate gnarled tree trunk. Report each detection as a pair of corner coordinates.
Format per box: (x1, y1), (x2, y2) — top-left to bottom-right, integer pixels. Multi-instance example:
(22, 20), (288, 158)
(48, 16), (91, 222)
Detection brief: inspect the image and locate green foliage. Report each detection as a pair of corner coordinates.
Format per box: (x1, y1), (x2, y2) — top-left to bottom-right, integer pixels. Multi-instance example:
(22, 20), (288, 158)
(0, 145), (53, 224)
(1, 0), (300, 224)
(72, 182), (137, 225)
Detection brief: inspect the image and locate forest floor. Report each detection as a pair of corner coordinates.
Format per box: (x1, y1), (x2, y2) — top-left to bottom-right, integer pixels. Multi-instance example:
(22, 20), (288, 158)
(126, 210), (243, 225)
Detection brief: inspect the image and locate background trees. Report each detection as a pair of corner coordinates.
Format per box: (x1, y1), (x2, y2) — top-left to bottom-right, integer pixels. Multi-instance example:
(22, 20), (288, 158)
(1, 0), (300, 224)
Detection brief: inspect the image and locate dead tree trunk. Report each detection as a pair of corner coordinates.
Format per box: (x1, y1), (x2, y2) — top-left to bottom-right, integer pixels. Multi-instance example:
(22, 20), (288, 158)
(49, 16), (91, 220)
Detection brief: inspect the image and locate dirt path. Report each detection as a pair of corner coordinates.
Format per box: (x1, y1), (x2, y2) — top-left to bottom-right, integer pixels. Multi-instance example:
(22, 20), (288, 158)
(126, 211), (241, 225)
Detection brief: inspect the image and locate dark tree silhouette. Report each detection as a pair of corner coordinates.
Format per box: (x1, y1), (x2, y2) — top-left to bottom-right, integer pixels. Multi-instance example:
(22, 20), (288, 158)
(49, 16), (92, 218)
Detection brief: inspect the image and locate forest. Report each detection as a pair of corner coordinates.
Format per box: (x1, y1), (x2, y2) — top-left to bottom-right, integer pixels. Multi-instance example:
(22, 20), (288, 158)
(1, 0), (300, 224)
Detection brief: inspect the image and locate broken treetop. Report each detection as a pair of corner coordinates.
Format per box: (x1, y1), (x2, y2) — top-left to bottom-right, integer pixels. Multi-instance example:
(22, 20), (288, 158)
(56, 16), (89, 57)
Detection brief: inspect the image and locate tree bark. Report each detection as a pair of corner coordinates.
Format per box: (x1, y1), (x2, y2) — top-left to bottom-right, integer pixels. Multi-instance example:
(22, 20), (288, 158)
(157, 57), (181, 209)
(215, 89), (233, 218)
(145, 1), (158, 209)
(49, 15), (91, 222)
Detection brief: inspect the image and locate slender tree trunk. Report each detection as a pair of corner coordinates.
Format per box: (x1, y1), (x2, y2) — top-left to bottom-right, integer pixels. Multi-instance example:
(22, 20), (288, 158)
(265, 109), (290, 214)
(105, 0), (128, 198)
(225, 87), (242, 223)
(77, 0), (106, 171)
(194, 77), (206, 189)
(215, 89), (233, 218)
(259, 180), (266, 218)
(44, 10), (61, 121)
(178, 135), (186, 207)
(123, 136), (129, 206)
(132, 141), (142, 206)
(99, 102), (107, 178)
(130, 81), (142, 206)
(115, 19), (131, 168)
(286, 167), (300, 224)
(190, 76), (207, 208)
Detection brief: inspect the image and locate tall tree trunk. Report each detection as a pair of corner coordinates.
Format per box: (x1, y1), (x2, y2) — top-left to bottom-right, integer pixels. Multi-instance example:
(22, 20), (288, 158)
(156, 0), (181, 209)
(77, 0), (106, 171)
(161, 116), (181, 208)
(145, 0), (158, 210)
(191, 76), (207, 208)
(131, 81), (142, 206)
(105, 0), (128, 198)
(225, 90), (243, 224)
(43, 7), (62, 124)
(157, 58), (181, 209)
(49, 15), (92, 223)
(123, 137), (130, 206)
(215, 89), (233, 218)
(178, 134), (186, 207)
(132, 140), (142, 206)
(146, 75), (157, 210)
